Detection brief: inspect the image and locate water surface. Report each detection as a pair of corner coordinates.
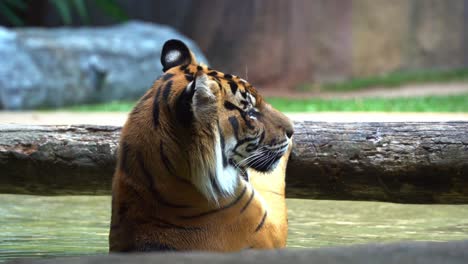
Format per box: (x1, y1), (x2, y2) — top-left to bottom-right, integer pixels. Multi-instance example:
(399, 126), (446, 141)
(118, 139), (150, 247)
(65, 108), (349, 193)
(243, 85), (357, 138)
(1, 195), (467, 262)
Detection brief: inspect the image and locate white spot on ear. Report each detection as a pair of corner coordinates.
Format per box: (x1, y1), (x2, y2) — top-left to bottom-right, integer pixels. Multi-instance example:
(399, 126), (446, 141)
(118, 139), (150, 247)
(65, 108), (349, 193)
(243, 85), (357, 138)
(165, 50), (181, 63)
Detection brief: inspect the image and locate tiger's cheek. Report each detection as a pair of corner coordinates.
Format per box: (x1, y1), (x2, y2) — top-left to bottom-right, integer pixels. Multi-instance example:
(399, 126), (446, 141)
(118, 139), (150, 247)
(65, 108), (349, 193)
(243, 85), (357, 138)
(252, 115), (265, 137)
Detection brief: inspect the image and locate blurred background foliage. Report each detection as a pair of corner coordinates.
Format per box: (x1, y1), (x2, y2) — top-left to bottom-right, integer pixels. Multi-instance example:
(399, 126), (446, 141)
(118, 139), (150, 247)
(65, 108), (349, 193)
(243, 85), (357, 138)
(0, 0), (126, 26)
(0, 0), (467, 112)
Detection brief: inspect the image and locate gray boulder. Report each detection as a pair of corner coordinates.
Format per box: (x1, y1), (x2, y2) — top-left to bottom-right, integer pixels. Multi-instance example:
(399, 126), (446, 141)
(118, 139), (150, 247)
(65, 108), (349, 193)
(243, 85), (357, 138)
(0, 21), (208, 110)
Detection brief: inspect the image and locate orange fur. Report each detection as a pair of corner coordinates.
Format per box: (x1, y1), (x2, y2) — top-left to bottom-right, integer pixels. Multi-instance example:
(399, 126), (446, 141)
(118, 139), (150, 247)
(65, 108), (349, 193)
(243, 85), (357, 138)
(109, 40), (293, 252)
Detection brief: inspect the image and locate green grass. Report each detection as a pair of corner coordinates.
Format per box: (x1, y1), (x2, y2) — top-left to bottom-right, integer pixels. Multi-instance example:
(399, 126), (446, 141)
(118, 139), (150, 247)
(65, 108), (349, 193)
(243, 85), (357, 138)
(267, 94), (468, 113)
(63, 101), (137, 112)
(62, 94), (468, 113)
(298, 69), (468, 92)
(57, 69), (468, 113)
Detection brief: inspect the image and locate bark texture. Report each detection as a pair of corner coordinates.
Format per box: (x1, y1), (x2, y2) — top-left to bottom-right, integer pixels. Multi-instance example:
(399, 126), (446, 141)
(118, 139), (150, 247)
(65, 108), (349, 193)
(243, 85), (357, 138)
(288, 121), (468, 203)
(0, 122), (467, 203)
(0, 125), (119, 195)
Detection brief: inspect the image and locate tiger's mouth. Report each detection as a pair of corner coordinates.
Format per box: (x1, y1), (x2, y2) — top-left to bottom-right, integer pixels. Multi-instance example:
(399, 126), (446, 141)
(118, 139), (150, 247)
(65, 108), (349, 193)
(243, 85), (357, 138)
(246, 149), (285, 172)
(230, 140), (290, 179)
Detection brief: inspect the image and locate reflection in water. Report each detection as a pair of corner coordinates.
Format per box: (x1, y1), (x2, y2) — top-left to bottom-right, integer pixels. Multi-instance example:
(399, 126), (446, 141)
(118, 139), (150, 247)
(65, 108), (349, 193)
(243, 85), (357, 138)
(0, 195), (109, 262)
(286, 199), (468, 248)
(0, 195), (467, 261)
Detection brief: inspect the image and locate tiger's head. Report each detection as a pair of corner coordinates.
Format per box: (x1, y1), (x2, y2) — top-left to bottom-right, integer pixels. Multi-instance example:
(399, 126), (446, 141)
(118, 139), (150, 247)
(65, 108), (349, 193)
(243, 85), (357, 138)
(127, 39), (293, 201)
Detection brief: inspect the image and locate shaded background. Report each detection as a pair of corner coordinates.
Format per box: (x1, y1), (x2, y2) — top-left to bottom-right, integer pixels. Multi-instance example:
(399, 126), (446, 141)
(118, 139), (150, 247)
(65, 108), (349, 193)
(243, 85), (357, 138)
(2, 0), (467, 91)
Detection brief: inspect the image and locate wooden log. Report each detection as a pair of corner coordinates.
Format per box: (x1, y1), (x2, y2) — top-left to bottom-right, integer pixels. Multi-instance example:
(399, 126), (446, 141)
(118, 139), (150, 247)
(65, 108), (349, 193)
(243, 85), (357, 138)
(0, 122), (467, 203)
(289, 121), (468, 204)
(0, 124), (119, 195)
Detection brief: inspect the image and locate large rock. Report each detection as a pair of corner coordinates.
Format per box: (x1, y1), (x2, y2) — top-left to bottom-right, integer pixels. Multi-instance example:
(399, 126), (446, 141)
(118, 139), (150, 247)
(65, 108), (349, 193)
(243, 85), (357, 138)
(0, 21), (208, 110)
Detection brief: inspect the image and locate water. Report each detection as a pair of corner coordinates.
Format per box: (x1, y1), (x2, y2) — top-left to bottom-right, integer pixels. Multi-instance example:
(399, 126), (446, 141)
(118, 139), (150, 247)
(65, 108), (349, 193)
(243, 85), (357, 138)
(287, 199), (468, 248)
(1, 195), (467, 262)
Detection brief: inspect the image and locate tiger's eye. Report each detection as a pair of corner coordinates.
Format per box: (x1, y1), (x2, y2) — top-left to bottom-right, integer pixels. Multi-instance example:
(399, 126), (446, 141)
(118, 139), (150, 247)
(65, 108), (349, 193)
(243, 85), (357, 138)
(247, 109), (259, 120)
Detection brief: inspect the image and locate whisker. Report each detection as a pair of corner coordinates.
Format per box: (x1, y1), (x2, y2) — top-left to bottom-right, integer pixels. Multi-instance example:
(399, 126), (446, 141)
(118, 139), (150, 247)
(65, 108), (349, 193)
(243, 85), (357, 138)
(249, 150), (271, 168)
(237, 147), (267, 166)
(241, 149), (268, 166)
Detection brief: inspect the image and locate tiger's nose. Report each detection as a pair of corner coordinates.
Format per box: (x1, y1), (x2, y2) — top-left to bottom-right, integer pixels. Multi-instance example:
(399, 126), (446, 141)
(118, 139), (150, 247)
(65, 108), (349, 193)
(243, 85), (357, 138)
(286, 128), (294, 139)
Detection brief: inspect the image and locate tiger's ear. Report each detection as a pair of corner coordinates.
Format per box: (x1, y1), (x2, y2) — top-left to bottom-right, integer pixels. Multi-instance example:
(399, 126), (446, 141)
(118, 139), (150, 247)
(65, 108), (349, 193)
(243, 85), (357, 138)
(192, 74), (218, 123)
(161, 39), (197, 72)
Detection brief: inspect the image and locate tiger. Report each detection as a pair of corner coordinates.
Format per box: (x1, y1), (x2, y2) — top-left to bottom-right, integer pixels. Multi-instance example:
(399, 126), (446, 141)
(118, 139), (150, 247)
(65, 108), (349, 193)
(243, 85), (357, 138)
(109, 39), (294, 252)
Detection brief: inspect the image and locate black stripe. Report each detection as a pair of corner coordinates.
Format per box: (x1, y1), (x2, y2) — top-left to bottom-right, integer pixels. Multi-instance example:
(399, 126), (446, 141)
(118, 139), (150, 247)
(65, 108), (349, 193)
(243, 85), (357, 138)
(241, 169), (249, 182)
(255, 211), (268, 232)
(240, 90), (247, 99)
(162, 73), (174, 81)
(240, 189), (255, 213)
(224, 101), (242, 111)
(265, 142), (289, 151)
(242, 115), (255, 129)
(184, 68), (192, 75)
(233, 149), (244, 158)
(224, 73), (233, 79)
(153, 86), (162, 128)
(137, 152), (190, 208)
(175, 78), (196, 126)
(239, 100), (249, 109)
(224, 101), (254, 129)
(211, 76), (221, 84)
(125, 178), (148, 203)
(234, 135), (258, 149)
(180, 186), (247, 219)
(197, 65), (203, 71)
(228, 81), (238, 94)
(213, 78), (223, 91)
(258, 130), (265, 144)
(217, 121), (228, 167)
(245, 142), (258, 152)
(162, 80), (173, 103)
(160, 141), (176, 176)
(162, 80), (174, 115)
(208, 71), (218, 76)
(185, 74), (194, 82)
(228, 116), (239, 139)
